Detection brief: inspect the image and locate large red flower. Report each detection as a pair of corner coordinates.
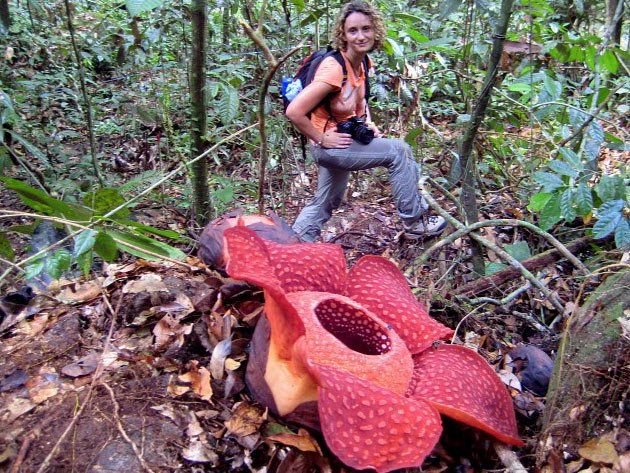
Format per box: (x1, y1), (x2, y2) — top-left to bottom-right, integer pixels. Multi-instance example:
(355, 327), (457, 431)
(224, 226), (522, 472)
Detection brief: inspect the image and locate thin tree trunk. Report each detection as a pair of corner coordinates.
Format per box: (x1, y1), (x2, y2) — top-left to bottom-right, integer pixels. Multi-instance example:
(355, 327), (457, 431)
(0, 0), (11, 34)
(606, 0), (623, 45)
(64, 0), (104, 186)
(190, 0), (210, 225)
(456, 0), (514, 277)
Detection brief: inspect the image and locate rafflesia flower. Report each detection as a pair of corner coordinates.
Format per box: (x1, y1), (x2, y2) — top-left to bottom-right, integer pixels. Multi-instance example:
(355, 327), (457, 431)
(223, 225), (522, 472)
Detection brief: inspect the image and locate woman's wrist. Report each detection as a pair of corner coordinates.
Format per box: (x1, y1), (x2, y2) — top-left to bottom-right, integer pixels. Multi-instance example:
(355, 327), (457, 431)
(316, 132), (326, 148)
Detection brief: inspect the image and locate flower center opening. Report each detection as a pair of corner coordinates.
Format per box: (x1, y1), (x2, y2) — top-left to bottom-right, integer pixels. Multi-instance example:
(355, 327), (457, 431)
(315, 299), (392, 355)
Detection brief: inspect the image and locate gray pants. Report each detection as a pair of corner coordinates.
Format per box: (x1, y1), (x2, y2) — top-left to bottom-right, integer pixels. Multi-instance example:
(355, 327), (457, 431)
(292, 138), (429, 242)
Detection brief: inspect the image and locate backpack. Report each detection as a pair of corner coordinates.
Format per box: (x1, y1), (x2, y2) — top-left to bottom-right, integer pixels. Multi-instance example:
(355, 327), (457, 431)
(281, 46), (371, 114)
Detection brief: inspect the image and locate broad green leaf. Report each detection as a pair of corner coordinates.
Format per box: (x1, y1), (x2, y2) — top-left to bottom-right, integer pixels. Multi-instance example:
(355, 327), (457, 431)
(596, 174), (625, 202)
(116, 219), (183, 240)
(83, 188), (130, 218)
(504, 241), (531, 261)
(392, 13), (424, 23)
(109, 229), (185, 261)
(614, 218), (630, 250)
(439, 0), (463, 18)
(539, 194), (562, 231)
(528, 192), (553, 212)
(45, 248), (72, 280)
(543, 75), (562, 100)
(126, 0), (164, 17)
(575, 182), (594, 216)
(212, 186), (234, 204)
(76, 250), (93, 276)
(593, 206), (622, 239)
(560, 188), (577, 222)
(600, 49), (619, 74)
(25, 257), (45, 280)
(0, 232), (15, 261)
(0, 177), (91, 220)
(9, 222), (39, 235)
(218, 84), (239, 125)
(549, 160), (578, 178)
(94, 232), (118, 262)
(385, 38), (404, 57)
(597, 199), (625, 214)
(534, 172), (564, 192)
(5, 130), (51, 168)
(584, 45), (596, 70)
(507, 83), (532, 94)
(73, 229), (97, 257)
(289, 0), (305, 12)
(558, 147), (582, 169)
(569, 108), (588, 127)
(404, 27), (429, 44)
(404, 127), (423, 146)
(568, 45), (584, 62)
(485, 261), (507, 276)
(584, 122), (604, 162)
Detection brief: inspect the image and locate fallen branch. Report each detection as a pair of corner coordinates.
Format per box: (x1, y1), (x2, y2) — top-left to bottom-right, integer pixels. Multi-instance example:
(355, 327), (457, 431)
(417, 179), (565, 313)
(417, 218), (590, 276)
(451, 235), (593, 298)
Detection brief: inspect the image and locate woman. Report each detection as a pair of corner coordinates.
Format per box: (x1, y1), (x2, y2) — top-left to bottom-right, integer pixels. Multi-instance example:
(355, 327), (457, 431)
(286, 0), (446, 242)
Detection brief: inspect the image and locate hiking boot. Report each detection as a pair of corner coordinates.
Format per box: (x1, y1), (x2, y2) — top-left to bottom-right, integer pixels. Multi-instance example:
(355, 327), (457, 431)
(404, 215), (447, 239)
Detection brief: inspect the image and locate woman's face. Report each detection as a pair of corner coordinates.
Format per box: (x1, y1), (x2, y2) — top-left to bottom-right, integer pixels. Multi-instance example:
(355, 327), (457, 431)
(343, 12), (374, 56)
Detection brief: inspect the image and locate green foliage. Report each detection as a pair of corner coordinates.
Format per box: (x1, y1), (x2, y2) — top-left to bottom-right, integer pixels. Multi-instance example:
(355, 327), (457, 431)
(485, 241), (532, 275)
(126, 0), (165, 17)
(1, 178), (186, 281)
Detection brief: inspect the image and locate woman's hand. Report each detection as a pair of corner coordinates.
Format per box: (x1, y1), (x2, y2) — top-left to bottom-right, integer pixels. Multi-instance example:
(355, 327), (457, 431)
(322, 130), (353, 149)
(366, 120), (382, 138)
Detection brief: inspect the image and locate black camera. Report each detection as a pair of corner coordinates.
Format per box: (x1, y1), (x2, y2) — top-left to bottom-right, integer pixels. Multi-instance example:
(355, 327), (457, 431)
(336, 116), (375, 145)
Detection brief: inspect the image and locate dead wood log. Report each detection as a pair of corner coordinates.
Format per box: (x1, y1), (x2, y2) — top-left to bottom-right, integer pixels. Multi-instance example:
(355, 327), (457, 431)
(450, 236), (593, 298)
(536, 270), (630, 466)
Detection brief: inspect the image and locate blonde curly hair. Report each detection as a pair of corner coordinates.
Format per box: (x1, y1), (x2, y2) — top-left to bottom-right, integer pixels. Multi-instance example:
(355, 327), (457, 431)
(333, 1), (386, 52)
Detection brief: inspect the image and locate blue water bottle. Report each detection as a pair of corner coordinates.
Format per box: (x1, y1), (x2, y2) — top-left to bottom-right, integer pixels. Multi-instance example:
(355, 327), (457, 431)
(281, 76), (292, 98)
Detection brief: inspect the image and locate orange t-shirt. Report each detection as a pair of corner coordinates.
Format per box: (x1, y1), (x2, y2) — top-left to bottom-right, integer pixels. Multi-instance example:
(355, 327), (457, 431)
(309, 52), (371, 134)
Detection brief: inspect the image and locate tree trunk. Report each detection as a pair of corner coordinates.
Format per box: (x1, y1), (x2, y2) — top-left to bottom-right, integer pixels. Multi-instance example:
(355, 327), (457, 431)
(537, 270), (630, 467)
(190, 0), (210, 225)
(0, 0), (10, 35)
(455, 0), (515, 277)
(606, 0), (623, 45)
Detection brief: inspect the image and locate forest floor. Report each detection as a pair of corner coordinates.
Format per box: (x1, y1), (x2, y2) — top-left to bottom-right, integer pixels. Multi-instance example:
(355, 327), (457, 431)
(1, 161), (628, 473)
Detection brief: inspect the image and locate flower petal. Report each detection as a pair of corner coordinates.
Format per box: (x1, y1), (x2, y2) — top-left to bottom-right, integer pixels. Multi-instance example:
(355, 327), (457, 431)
(346, 256), (453, 353)
(407, 344), (523, 446)
(312, 364), (442, 473)
(288, 291), (413, 395)
(263, 239), (347, 294)
(224, 226), (305, 357)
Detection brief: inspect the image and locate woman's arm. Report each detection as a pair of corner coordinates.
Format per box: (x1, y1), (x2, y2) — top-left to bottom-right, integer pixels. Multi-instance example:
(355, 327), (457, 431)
(286, 82), (353, 149)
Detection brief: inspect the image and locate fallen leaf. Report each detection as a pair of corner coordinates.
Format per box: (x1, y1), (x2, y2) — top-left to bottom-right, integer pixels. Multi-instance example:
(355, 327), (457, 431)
(178, 362), (213, 401)
(5, 46), (14, 61)
(27, 369), (60, 404)
(224, 358), (241, 371)
(61, 352), (100, 377)
(150, 404), (180, 424)
(579, 437), (619, 465)
(225, 402), (265, 437)
(182, 436), (219, 464)
(153, 314), (193, 350)
(0, 369), (29, 392)
(122, 273), (168, 294)
(4, 397), (36, 422)
(210, 338), (232, 380)
(56, 280), (103, 304)
(186, 411), (204, 437)
(267, 428), (322, 454)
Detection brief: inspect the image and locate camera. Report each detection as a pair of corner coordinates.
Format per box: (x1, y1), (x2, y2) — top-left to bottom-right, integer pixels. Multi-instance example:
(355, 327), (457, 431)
(336, 116), (375, 145)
